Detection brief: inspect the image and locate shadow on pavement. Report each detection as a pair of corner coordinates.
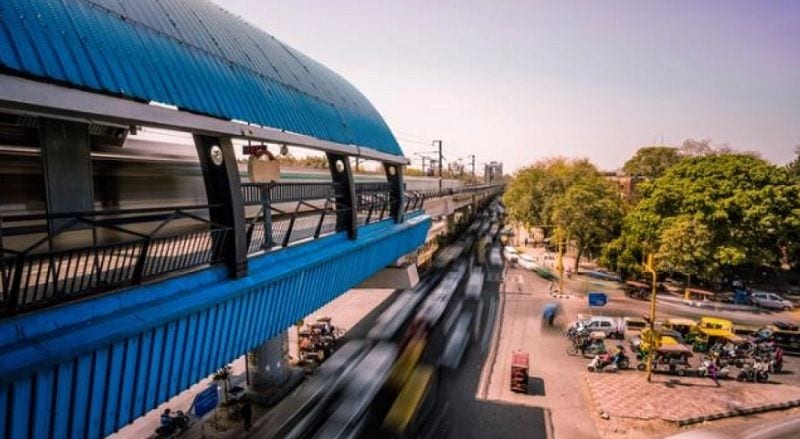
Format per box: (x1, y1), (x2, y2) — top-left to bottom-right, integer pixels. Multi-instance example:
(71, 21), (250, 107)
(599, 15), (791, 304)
(528, 376), (546, 396)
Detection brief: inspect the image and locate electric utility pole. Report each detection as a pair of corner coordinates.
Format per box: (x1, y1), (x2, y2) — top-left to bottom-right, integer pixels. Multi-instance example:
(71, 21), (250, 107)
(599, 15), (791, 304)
(433, 140), (443, 189)
(469, 154), (476, 182)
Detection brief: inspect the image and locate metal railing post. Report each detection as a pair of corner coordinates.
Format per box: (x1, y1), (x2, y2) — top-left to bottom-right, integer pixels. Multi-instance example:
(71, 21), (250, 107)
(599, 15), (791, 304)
(326, 153), (357, 239)
(383, 163), (404, 223)
(194, 135), (248, 278)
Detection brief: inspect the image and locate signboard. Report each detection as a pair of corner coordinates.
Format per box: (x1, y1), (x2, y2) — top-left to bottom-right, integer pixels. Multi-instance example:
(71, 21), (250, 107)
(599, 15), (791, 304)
(193, 384), (219, 418)
(588, 292), (607, 307)
(243, 144), (269, 155)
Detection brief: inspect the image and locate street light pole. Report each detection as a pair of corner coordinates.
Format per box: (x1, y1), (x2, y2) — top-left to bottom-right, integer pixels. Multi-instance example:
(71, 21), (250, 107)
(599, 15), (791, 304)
(642, 253), (659, 383)
(433, 140), (443, 189)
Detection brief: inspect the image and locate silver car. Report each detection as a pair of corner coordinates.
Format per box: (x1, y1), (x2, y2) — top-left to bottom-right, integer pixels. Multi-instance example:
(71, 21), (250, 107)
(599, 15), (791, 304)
(751, 291), (794, 311)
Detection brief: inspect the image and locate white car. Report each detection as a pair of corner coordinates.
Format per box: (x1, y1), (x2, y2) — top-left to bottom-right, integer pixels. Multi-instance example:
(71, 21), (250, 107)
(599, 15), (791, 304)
(518, 254), (537, 271)
(503, 246), (519, 262)
(751, 292), (794, 311)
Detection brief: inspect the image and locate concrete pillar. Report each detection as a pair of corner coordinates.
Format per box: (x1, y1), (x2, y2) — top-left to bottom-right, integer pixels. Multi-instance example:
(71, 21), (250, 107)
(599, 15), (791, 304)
(247, 331), (289, 391)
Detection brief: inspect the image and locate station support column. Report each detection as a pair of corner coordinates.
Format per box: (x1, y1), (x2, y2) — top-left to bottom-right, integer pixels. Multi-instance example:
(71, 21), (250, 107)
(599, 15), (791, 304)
(326, 153), (358, 239)
(247, 332), (290, 392)
(193, 135), (248, 278)
(38, 118), (94, 235)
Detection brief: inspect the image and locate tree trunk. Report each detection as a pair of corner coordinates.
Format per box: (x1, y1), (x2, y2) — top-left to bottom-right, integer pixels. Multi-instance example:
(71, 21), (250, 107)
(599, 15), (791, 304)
(574, 248), (583, 272)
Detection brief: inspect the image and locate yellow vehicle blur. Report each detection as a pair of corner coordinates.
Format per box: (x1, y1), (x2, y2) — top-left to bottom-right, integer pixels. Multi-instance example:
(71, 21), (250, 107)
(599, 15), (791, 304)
(382, 365), (436, 437)
(386, 337), (426, 389)
(688, 317), (738, 352)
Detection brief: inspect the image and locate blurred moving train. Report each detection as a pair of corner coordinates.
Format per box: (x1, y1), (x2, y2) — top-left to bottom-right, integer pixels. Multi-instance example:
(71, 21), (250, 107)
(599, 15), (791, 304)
(0, 117), (458, 215)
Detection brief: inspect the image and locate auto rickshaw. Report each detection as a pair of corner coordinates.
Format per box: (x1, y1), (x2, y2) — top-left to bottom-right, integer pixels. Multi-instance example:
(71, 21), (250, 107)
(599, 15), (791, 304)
(624, 281), (650, 300)
(661, 318), (696, 338)
(631, 328), (682, 361)
(637, 343), (694, 376)
(687, 317), (737, 352)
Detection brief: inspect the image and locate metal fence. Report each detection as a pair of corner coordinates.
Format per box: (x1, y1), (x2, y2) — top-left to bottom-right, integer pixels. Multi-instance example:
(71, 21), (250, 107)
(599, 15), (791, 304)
(0, 182), (504, 315)
(0, 206), (229, 314)
(243, 182), (343, 253)
(355, 182), (393, 225)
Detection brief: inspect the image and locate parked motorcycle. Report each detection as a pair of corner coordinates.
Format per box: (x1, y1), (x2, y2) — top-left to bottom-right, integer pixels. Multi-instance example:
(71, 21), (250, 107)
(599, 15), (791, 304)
(587, 351), (629, 372)
(736, 359), (770, 383)
(697, 358), (730, 379)
(154, 411), (189, 438)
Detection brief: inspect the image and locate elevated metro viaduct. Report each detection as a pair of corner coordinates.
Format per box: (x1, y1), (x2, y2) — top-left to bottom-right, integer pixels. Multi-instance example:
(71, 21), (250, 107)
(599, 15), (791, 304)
(0, 1), (503, 437)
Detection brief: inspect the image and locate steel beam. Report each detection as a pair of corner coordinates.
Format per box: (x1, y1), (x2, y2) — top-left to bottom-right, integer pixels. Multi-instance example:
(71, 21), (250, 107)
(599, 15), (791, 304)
(38, 118), (94, 234)
(0, 74), (408, 165)
(326, 153), (358, 239)
(383, 163), (405, 223)
(194, 135), (248, 278)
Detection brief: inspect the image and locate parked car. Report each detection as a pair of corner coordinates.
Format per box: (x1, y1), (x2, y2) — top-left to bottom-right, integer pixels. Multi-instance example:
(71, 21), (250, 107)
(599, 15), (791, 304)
(570, 316), (626, 339)
(503, 246), (519, 263)
(518, 254), (537, 271)
(751, 291), (794, 311)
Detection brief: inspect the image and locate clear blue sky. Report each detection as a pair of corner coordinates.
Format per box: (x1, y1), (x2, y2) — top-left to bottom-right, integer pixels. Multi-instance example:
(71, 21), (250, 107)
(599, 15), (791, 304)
(219, 0), (800, 172)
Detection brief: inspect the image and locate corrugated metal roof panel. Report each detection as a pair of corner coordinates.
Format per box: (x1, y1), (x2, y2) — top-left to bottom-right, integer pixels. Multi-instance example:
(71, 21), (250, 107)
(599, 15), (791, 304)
(0, 0), (402, 156)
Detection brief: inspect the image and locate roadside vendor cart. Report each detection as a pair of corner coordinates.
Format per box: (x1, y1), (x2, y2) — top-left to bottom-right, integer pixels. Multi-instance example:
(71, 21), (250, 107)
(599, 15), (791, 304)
(511, 351), (529, 393)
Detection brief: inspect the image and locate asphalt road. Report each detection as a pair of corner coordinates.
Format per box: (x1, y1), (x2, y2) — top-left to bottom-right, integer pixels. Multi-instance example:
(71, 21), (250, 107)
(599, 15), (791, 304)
(424, 262), (549, 439)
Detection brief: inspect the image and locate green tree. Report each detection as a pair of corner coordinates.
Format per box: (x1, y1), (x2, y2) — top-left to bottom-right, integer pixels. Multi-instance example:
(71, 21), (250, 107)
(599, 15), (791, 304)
(604, 154), (800, 284)
(504, 157), (623, 268)
(622, 146), (682, 178)
(502, 157), (598, 230)
(552, 178), (624, 270)
(786, 145), (800, 178)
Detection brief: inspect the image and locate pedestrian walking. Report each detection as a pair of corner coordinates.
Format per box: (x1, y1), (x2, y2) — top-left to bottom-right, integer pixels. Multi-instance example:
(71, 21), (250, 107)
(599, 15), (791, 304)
(708, 356), (720, 387)
(548, 281), (554, 294)
(240, 398), (252, 431)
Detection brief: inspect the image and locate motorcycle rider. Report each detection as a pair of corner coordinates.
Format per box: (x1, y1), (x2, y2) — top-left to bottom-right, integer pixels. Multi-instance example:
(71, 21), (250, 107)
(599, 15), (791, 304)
(160, 409), (172, 429)
(611, 344), (626, 367)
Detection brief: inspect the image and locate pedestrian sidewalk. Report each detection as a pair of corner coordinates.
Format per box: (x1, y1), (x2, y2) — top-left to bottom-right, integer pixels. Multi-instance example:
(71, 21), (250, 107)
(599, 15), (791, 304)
(587, 372), (800, 426)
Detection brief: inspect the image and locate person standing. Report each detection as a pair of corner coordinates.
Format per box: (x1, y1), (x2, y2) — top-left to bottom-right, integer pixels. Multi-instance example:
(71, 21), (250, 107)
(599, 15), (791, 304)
(708, 356), (720, 387)
(241, 399), (253, 431)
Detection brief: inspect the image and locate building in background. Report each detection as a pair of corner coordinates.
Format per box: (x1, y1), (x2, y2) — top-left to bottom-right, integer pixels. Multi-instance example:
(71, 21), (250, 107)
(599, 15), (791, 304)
(484, 161), (503, 183)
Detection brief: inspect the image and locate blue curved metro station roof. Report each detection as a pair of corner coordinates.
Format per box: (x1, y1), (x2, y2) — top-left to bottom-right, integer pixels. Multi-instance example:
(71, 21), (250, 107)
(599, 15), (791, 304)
(0, 0), (403, 157)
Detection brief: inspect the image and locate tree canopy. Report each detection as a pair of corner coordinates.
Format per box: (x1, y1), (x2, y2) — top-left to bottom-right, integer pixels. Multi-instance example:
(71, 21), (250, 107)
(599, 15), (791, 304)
(503, 158), (624, 269)
(602, 154), (800, 284)
(622, 146), (682, 179)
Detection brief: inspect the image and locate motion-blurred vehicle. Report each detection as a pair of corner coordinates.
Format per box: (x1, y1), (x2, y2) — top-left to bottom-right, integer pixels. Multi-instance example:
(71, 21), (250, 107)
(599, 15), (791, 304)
(381, 365), (436, 437)
(503, 246), (519, 263)
(751, 291), (794, 311)
(518, 253), (537, 271)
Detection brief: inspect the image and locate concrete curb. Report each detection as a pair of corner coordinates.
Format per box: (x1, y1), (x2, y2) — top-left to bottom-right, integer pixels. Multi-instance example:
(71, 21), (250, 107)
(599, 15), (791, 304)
(657, 296), (757, 313)
(675, 398), (800, 427)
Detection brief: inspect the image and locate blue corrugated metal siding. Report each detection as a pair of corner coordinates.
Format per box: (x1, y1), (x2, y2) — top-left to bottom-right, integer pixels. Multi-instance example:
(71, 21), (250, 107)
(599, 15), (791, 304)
(0, 0), (402, 156)
(0, 215), (430, 439)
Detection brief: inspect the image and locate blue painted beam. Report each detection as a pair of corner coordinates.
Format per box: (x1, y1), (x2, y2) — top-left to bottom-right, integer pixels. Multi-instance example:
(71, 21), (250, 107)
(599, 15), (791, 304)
(0, 214), (430, 439)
